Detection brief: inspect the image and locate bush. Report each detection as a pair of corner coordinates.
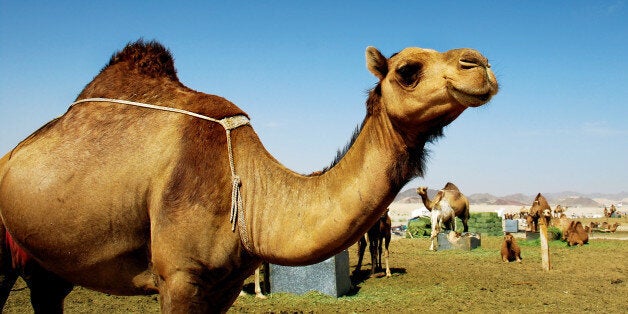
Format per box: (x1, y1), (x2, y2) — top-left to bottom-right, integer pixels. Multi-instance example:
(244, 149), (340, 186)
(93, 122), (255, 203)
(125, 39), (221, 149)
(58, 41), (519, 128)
(468, 212), (502, 236)
(547, 226), (562, 240)
(407, 217), (431, 238)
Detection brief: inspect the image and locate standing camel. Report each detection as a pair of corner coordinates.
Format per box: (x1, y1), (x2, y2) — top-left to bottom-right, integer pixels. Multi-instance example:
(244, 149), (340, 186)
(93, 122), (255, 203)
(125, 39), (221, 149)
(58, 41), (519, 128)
(526, 193), (552, 233)
(0, 40), (497, 311)
(355, 209), (392, 277)
(416, 182), (470, 232)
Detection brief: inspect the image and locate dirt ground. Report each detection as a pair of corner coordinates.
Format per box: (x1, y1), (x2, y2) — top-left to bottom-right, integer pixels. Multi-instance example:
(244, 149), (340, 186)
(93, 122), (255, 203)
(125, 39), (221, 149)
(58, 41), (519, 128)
(3, 231), (627, 313)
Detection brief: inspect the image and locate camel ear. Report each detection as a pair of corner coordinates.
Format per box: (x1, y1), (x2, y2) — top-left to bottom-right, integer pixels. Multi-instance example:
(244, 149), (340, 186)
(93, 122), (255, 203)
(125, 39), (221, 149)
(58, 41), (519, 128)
(366, 46), (388, 80)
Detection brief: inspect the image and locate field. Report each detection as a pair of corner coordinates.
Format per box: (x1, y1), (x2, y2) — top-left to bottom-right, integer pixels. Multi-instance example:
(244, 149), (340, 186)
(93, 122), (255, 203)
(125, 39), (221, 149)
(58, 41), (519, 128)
(3, 231), (627, 313)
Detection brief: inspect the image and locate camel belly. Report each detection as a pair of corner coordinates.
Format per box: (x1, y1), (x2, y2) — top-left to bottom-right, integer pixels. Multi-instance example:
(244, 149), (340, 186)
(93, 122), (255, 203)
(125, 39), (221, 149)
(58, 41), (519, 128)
(0, 144), (155, 293)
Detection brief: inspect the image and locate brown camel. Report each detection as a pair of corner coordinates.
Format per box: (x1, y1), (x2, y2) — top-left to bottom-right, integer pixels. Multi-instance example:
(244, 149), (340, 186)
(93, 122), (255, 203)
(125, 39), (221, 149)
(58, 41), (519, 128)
(501, 232), (522, 263)
(0, 40), (497, 311)
(526, 193), (552, 233)
(564, 221), (589, 246)
(416, 182), (470, 232)
(553, 205), (567, 218)
(356, 209), (392, 277)
(551, 215), (572, 241)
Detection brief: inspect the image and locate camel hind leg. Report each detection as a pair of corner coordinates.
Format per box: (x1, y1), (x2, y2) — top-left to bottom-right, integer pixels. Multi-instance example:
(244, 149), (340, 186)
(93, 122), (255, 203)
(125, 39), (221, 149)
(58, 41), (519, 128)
(0, 225), (18, 310)
(355, 235), (367, 272)
(368, 237), (378, 276)
(22, 263), (73, 313)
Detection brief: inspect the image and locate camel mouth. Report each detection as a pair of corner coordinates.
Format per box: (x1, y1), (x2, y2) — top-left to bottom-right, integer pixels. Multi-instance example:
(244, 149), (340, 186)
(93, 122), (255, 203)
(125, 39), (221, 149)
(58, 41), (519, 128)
(448, 85), (493, 108)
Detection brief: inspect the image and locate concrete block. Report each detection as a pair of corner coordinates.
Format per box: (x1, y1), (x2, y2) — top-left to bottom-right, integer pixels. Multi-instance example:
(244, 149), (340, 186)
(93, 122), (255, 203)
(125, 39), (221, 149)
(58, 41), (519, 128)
(269, 250), (350, 297)
(504, 219), (518, 233)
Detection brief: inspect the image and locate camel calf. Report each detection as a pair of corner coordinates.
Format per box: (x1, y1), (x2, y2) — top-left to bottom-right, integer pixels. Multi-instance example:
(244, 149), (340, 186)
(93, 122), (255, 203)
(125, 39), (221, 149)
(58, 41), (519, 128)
(501, 232), (522, 263)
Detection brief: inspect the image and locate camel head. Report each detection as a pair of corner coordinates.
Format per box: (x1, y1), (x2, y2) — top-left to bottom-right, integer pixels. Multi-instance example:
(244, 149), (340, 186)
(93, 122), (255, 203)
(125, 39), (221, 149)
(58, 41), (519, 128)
(416, 186), (428, 196)
(503, 232), (515, 245)
(530, 193), (552, 227)
(366, 46), (498, 144)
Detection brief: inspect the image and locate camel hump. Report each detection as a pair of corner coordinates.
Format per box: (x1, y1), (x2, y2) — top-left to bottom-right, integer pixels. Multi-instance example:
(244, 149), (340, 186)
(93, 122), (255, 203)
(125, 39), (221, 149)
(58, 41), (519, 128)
(104, 39), (178, 81)
(443, 182), (459, 191)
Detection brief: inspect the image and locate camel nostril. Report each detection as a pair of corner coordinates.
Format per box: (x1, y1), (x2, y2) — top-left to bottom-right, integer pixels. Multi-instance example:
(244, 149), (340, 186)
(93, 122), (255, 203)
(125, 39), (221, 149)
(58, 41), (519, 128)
(459, 50), (488, 69)
(459, 59), (480, 69)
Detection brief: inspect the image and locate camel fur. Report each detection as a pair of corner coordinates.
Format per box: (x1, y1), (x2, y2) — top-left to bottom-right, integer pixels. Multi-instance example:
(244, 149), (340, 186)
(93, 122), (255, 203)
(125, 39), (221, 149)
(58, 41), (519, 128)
(0, 40), (497, 311)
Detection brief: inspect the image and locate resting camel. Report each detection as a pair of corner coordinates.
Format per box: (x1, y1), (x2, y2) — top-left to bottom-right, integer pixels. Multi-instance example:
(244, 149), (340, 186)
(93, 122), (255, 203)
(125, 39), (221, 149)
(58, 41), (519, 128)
(501, 232), (522, 263)
(0, 40), (497, 312)
(551, 215), (572, 241)
(356, 209), (392, 277)
(416, 182), (470, 232)
(564, 221), (589, 246)
(526, 193), (552, 233)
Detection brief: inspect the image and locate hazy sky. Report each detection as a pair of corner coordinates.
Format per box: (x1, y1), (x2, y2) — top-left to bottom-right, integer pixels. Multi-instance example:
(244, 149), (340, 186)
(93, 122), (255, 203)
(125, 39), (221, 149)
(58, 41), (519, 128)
(1, 1), (626, 196)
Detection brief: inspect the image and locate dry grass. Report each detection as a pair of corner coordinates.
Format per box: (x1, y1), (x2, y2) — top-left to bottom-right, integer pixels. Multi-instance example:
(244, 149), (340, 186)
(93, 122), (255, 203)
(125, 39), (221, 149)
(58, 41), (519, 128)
(3, 235), (627, 313)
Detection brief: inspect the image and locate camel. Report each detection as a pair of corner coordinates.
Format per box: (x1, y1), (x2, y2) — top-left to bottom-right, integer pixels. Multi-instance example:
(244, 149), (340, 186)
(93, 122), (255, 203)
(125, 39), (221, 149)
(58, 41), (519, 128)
(0, 40), (497, 311)
(564, 221), (589, 246)
(553, 205), (567, 218)
(416, 182), (470, 232)
(603, 205), (618, 218)
(551, 215), (572, 241)
(526, 193), (552, 233)
(501, 232), (522, 263)
(356, 209), (392, 277)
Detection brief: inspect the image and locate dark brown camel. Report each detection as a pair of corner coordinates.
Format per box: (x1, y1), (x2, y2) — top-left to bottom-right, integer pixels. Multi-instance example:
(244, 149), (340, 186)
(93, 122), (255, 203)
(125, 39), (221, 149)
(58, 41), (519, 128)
(501, 232), (522, 263)
(356, 209), (392, 277)
(0, 40), (497, 311)
(526, 193), (552, 233)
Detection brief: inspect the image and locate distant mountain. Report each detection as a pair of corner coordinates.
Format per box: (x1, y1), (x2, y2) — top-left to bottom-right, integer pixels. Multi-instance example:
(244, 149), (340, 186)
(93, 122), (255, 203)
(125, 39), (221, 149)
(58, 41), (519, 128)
(556, 197), (600, 207)
(393, 188), (439, 202)
(393, 188), (627, 207)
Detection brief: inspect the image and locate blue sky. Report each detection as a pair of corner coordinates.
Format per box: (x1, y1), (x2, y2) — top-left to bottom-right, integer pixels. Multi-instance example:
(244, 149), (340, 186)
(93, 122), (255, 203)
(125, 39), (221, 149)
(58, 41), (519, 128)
(1, 1), (626, 196)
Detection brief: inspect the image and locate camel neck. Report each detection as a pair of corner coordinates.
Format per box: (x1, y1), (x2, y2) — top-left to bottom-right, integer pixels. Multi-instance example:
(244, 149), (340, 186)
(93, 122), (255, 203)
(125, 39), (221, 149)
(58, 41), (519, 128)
(235, 113), (416, 265)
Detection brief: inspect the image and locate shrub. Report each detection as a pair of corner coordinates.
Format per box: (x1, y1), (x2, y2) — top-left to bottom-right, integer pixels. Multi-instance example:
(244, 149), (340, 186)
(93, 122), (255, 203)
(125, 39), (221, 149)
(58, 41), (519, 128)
(406, 217), (431, 238)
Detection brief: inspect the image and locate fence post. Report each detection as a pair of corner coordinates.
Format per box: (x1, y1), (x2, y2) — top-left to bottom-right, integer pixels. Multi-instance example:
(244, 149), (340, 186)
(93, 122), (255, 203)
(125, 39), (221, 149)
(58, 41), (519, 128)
(538, 216), (551, 271)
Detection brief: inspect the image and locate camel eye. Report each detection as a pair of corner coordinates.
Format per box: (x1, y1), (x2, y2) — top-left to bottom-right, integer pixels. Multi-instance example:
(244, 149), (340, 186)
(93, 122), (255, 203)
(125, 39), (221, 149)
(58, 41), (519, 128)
(396, 63), (422, 87)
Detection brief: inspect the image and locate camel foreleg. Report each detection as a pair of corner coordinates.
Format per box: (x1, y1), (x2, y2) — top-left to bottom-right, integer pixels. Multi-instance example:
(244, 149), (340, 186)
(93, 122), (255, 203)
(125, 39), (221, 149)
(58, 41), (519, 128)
(429, 231), (438, 251)
(383, 233), (391, 277)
